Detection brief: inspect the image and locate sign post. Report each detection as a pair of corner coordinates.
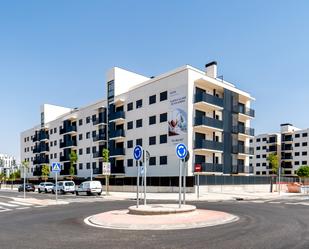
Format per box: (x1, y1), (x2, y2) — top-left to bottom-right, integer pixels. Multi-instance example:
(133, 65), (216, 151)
(194, 164), (202, 200)
(176, 143), (187, 208)
(51, 162), (61, 202)
(133, 146), (143, 208)
(102, 162), (111, 195)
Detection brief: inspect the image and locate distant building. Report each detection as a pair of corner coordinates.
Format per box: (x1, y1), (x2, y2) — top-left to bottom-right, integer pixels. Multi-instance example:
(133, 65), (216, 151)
(0, 154), (16, 178)
(21, 62), (255, 182)
(250, 123), (309, 176)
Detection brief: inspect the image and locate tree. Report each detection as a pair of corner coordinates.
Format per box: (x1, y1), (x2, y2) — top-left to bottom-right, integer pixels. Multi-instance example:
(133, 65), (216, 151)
(21, 160), (29, 178)
(69, 151), (78, 178)
(267, 153), (279, 175)
(102, 148), (109, 163)
(296, 165), (309, 177)
(41, 164), (50, 182)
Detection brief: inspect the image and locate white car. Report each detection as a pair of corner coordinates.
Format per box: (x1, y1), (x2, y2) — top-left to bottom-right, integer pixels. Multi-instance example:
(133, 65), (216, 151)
(52, 181), (75, 194)
(75, 181), (102, 196)
(38, 182), (54, 193)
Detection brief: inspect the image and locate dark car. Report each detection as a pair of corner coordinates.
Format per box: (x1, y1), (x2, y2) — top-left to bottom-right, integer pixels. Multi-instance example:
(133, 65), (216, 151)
(18, 183), (35, 192)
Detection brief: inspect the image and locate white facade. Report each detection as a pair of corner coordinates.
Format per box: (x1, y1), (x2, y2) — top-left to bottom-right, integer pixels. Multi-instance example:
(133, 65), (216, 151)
(250, 123), (309, 176)
(0, 154), (16, 178)
(21, 62), (255, 181)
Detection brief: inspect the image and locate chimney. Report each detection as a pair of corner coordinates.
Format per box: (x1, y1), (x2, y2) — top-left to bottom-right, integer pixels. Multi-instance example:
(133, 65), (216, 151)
(205, 61), (217, 78)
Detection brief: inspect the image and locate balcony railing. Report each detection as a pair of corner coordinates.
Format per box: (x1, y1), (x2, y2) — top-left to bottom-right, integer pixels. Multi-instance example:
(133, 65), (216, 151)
(38, 132), (49, 141)
(194, 116), (223, 129)
(93, 116), (107, 125)
(233, 145), (254, 155)
(281, 144), (293, 151)
(195, 139), (224, 151)
(60, 140), (77, 148)
(232, 126), (255, 136)
(109, 111), (125, 122)
(236, 105), (255, 117)
(196, 163), (223, 172)
(232, 165), (245, 173)
(194, 92), (223, 108)
(93, 133), (106, 142)
(60, 155), (70, 162)
(282, 154), (293, 160)
(60, 125), (77, 135)
(33, 144), (49, 153)
(33, 157), (49, 165)
(282, 135), (293, 142)
(110, 148), (126, 156)
(110, 129), (125, 139)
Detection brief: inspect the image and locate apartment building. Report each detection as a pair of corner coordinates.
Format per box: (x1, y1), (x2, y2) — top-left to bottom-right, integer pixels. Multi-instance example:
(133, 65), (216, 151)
(21, 62), (255, 182)
(0, 154), (16, 178)
(250, 123), (309, 176)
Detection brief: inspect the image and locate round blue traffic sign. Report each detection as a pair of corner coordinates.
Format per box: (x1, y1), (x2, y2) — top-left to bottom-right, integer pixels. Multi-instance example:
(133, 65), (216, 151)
(133, 145), (143, 161)
(176, 143), (187, 159)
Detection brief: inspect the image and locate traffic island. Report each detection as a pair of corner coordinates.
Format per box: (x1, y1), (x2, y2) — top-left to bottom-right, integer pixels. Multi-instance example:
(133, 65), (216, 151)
(84, 204), (238, 230)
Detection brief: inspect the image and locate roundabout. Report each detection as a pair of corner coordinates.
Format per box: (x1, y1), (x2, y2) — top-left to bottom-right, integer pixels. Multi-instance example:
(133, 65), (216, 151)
(84, 204), (239, 230)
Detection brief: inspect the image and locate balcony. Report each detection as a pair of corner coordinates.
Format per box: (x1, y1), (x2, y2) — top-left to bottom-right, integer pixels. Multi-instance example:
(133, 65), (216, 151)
(93, 152), (102, 158)
(38, 131), (49, 141)
(33, 157), (49, 165)
(60, 140), (77, 148)
(93, 133), (106, 142)
(110, 148), (126, 157)
(282, 154), (293, 160)
(60, 154), (70, 162)
(194, 92), (223, 108)
(282, 135), (293, 142)
(32, 134), (39, 142)
(232, 165), (245, 174)
(233, 145), (254, 155)
(232, 126), (254, 136)
(110, 129), (125, 139)
(194, 116), (223, 130)
(109, 111), (125, 122)
(281, 144), (293, 151)
(33, 144), (49, 153)
(235, 105), (255, 118)
(196, 163), (223, 172)
(194, 139), (224, 152)
(33, 166), (42, 176)
(60, 163), (77, 176)
(60, 125), (77, 135)
(93, 116), (106, 126)
(93, 166), (103, 175)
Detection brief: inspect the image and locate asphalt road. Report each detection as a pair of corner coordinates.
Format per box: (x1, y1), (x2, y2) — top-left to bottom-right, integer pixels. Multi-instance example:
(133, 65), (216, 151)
(0, 192), (309, 249)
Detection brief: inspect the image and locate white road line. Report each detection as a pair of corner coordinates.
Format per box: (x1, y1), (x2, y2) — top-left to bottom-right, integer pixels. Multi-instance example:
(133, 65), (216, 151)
(9, 201), (33, 206)
(251, 200), (265, 203)
(34, 206), (46, 208)
(268, 201), (282, 204)
(16, 207), (30, 210)
(0, 208), (12, 212)
(0, 202), (19, 207)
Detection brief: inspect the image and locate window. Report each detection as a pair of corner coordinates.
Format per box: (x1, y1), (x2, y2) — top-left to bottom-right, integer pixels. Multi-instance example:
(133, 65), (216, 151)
(92, 146), (96, 153)
(79, 163), (83, 170)
(54, 140), (57, 146)
(303, 133), (308, 137)
(160, 113), (167, 123)
(79, 119), (83, 126)
(262, 146), (267, 150)
(149, 115), (156, 125)
(86, 116), (91, 124)
(54, 153), (57, 158)
(302, 151), (307, 156)
(250, 139), (253, 143)
(136, 119), (143, 128)
(79, 148), (83, 155)
(295, 143), (300, 147)
(149, 157), (156, 166)
(86, 147), (90, 154)
(127, 102), (133, 111)
(86, 163), (90, 169)
(256, 155), (260, 158)
(50, 154), (53, 159)
(136, 99), (143, 109)
(302, 161), (307, 165)
(50, 141), (53, 147)
(160, 91), (167, 101)
(257, 146), (260, 150)
(256, 163), (260, 167)
(256, 171), (260, 175)
(262, 137), (267, 141)
(127, 159), (133, 167)
(54, 128), (57, 133)
(262, 154), (267, 158)
(92, 130), (96, 138)
(127, 121), (133, 130)
(149, 136), (156, 145)
(79, 134), (83, 140)
(92, 162), (96, 169)
(257, 138), (261, 142)
(295, 133), (300, 138)
(302, 142), (308, 147)
(295, 161), (300, 165)
(50, 129), (53, 135)
(127, 140), (133, 148)
(86, 132), (90, 139)
(160, 134), (167, 144)
(160, 156), (167, 165)
(149, 94), (156, 105)
(92, 115), (97, 122)
(295, 152), (300, 156)
(136, 138), (142, 146)
(262, 162), (267, 166)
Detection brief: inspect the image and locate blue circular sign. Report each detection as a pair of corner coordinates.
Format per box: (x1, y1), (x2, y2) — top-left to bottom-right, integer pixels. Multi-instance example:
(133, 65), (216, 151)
(133, 145), (143, 160)
(176, 143), (187, 159)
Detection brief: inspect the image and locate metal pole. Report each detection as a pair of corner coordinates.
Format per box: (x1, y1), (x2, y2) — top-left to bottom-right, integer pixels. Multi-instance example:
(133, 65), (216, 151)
(179, 159), (182, 208)
(90, 138), (93, 181)
(144, 151), (147, 206)
(183, 160), (186, 205)
(55, 172), (58, 202)
(197, 173), (200, 200)
(278, 166), (281, 195)
(136, 161), (139, 208)
(23, 166), (26, 199)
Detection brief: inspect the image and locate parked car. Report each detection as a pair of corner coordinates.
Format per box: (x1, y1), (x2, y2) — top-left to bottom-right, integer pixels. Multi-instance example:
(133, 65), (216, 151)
(52, 181), (75, 194)
(38, 182), (54, 193)
(75, 181), (102, 196)
(18, 183), (35, 192)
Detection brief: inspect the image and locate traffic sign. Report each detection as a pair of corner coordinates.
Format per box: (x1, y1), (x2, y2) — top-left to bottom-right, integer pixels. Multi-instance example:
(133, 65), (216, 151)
(194, 164), (202, 172)
(176, 143), (187, 159)
(51, 162), (61, 173)
(133, 145), (143, 161)
(140, 166), (144, 176)
(102, 162), (111, 176)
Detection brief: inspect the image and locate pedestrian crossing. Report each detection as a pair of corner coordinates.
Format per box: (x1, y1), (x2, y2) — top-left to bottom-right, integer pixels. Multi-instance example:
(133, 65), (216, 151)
(0, 200), (46, 213)
(232, 199), (309, 206)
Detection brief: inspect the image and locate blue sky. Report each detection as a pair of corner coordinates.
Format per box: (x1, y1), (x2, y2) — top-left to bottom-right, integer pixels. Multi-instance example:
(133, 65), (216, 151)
(1, 0), (309, 161)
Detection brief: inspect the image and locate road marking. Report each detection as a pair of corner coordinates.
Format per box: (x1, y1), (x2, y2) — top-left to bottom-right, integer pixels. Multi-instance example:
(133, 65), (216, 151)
(268, 201), (282, 204)
(0, 202), (19, 207)
(34, 206), (46, 208)
(250, 200), (265, 203)
(9, 201), (33, 206)
(16, 207), (30, 210)
(0, 208), (12, 212)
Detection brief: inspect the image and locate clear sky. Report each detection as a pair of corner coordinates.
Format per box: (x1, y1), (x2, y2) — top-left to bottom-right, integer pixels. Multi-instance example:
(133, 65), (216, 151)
(1, 0), (309, 161)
